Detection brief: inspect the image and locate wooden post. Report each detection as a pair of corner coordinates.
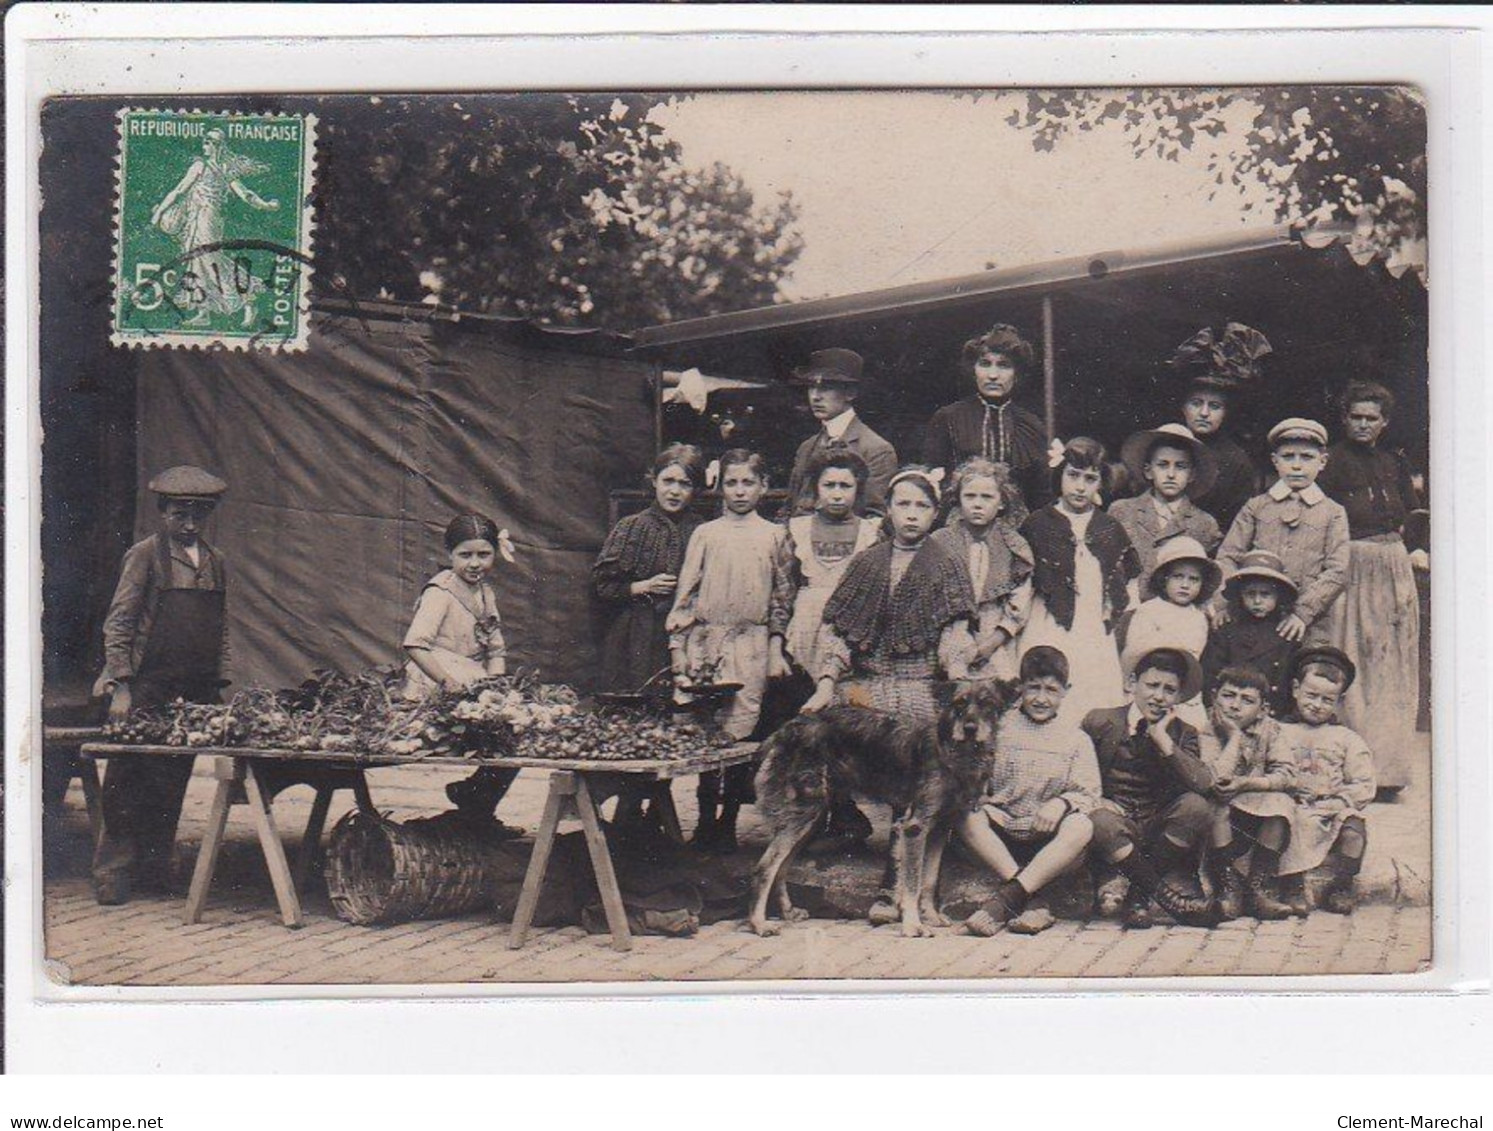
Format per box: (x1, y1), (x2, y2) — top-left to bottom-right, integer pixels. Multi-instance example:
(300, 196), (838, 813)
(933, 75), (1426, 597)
(653, 362), (666, 454)
(1042, 293), (1057, 444)
(508, 773), (573, 950)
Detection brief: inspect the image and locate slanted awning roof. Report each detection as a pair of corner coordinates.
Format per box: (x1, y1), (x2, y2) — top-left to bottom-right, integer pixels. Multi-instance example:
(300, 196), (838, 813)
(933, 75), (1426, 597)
(634, 224), (1365, 353)
(629, 223), (1428, 469)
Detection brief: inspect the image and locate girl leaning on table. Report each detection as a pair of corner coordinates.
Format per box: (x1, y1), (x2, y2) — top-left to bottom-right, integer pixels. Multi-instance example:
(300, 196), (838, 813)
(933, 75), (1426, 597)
(403, 512), (522, 836)
(666, 448), (795, 853)
(591, 442), (706, 830)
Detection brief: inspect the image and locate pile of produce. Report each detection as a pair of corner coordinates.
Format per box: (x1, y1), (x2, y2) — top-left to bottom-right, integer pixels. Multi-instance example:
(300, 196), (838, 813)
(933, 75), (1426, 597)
(100, 669), (402, 752)
(508, 711), (717, 762)
(100, 669), (729, 762)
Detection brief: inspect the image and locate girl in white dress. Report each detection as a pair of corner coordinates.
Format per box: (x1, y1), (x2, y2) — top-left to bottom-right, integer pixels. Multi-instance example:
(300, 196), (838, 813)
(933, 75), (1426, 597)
(1019, 438), (1142, 724)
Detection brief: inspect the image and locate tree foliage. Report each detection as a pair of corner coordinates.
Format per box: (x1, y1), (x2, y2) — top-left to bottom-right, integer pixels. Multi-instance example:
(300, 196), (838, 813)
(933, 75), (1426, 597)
(1003, 87), (1427, 277)
(314, 94), (802, 327)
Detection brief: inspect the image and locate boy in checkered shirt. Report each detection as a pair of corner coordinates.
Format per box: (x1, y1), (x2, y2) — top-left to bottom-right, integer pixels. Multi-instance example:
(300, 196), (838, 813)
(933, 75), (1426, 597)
(960, 646), (1101, 936)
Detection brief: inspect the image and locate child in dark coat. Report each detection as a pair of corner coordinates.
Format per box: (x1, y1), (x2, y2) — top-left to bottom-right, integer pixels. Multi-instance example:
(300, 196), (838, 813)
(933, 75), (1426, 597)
(1082, 647), (1220, 929)
(1202, 549), (1299, 716)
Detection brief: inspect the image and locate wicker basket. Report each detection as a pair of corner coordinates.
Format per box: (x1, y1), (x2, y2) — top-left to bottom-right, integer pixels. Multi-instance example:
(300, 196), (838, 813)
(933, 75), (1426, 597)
(324, 808), (518, 926)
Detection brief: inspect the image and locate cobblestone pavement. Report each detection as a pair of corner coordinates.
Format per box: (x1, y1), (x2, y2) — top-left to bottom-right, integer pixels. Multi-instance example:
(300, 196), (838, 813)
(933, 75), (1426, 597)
(41, 752), (1432, 988)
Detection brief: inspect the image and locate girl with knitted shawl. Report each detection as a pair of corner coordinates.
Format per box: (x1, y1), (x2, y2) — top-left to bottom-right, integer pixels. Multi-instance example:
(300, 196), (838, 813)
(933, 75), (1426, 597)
(1019, 438), (1142, 724)
(932, 458), (1034, 683)
(805, 467), (975, 724)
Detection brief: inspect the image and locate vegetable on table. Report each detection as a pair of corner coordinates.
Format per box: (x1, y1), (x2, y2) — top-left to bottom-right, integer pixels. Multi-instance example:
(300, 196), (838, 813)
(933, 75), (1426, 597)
(100, 668), (730, 761)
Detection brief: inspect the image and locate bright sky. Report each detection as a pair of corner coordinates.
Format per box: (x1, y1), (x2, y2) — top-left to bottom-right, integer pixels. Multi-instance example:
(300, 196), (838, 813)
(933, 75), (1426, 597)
(654, 91), (1279, 301)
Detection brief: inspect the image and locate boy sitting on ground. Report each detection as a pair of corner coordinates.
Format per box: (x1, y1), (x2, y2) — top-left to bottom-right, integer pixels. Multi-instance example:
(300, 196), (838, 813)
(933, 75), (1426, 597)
(1276, 647), (1376, 915)
(1082, 647), (1221, 929)
(961, 646), (1099, 937)
(1201, 666), (1298, 921)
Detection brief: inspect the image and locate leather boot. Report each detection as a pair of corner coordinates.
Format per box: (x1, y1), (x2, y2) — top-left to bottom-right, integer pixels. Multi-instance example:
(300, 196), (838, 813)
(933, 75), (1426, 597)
(1321, 853), (1361, 915)
(1277, 873), (1308, 917)
(1246, 872), (1294, 920)
(1125, 841), (1220, 928)
(1122, 888), (1156, 930)
(1211, 859), (1248, 921)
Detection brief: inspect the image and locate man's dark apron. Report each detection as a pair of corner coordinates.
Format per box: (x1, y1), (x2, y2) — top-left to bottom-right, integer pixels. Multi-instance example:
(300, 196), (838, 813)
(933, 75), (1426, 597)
(93, 536), (225, 889)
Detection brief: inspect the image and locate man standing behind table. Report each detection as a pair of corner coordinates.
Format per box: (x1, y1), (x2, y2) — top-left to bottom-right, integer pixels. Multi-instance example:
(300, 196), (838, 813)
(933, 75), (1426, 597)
(781, 348), (898, 518)
(91, 465), (231, 905)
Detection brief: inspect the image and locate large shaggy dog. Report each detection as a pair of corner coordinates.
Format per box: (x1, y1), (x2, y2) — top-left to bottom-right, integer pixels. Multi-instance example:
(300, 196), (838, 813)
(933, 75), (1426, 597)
(747, 681), (1016, 938)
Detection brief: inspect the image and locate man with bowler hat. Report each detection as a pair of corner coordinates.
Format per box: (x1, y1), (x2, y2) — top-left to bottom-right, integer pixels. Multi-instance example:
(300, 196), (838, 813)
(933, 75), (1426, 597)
(782, 348), (898, 518)
(91, 465), (232, 904)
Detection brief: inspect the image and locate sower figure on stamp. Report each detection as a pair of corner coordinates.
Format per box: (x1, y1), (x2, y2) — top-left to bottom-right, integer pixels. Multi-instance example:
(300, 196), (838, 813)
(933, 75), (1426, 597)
(91, 466), (231, 905)
(151, 127), (280, 329)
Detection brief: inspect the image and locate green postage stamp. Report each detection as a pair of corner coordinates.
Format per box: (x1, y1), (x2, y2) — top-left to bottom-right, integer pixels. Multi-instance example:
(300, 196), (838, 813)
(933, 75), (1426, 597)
(112, 108), (317, 350)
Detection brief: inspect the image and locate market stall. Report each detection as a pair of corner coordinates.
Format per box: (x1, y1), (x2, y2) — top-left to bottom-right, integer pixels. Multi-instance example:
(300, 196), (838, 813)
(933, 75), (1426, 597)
(81, 671), (752, 946)
(631, 223), (1429, 490)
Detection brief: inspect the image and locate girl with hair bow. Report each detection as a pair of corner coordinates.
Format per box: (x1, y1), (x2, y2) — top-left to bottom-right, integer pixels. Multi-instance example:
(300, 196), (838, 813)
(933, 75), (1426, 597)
(806, 465), (976, 724)
(1019, 439), (1143, 724)
(404, 512), (523, 832)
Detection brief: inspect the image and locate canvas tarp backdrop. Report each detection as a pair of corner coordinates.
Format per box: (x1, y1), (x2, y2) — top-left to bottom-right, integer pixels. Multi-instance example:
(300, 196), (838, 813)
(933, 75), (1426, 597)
(134, 314), (656, 693)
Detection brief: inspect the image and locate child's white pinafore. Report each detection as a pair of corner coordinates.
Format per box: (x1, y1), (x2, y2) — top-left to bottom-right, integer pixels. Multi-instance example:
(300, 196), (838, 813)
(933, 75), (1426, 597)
(1020, 506), (1124, 724)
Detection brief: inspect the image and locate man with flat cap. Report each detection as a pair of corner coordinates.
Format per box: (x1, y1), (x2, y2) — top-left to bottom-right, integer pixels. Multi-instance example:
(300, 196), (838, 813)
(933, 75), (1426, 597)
(91, 464), (232, 904)
(782, 348), (898, 518)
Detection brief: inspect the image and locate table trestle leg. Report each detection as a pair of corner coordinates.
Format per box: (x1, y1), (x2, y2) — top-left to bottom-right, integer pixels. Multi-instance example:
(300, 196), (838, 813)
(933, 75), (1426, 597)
(573, 775), (633, 952)
(242, 761), (303, 929)
(184, 757), (237, 925)
(507, 772), (573, 950)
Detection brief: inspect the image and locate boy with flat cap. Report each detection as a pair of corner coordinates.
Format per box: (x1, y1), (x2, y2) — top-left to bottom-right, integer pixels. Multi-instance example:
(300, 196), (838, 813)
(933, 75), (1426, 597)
(781, 348), (898, 518)
(1216, 418), (1350, 646)
(91, 465), (232, 904)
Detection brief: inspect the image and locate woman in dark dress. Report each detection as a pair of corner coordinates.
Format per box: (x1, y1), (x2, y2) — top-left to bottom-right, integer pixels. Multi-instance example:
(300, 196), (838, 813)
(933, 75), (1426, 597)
(1167, 323), (1270, 534)
(593, 444), (707, 695)
(593, 444), (706, 829)
(923, 324), (1049, 518)
(1316, 381), (1428, 794)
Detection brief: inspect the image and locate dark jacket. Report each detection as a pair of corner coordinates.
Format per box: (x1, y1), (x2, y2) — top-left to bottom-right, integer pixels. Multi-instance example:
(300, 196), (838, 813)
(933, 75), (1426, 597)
(1201, 615), (1296, 716)
(1020, 506), (1141, 633)
(784, 414), (898, 518)
(1081, 705), (1215, 821)
(1192, 432), (1260, 535)
(922, 396), (1049, 509)
(1317, 440), (1425, 546)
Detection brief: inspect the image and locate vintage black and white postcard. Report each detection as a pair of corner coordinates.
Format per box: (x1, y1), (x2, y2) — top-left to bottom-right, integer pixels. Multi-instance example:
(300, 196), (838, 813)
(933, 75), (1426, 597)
(12, 19), (1486, 1055)
(26, 80), (1439, 991)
